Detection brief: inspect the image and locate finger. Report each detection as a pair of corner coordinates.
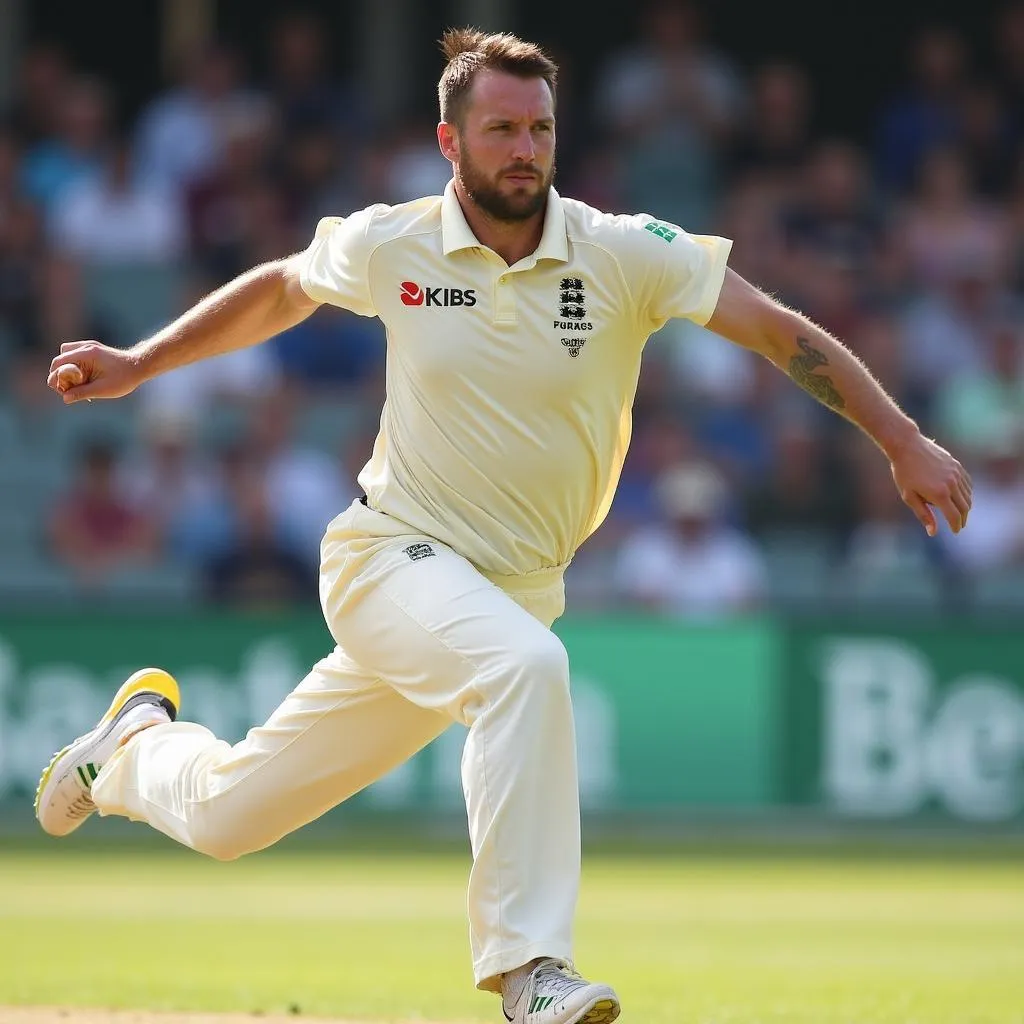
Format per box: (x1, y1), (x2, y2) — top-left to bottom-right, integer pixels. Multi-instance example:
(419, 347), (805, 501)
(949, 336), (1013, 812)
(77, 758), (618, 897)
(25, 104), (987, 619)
(59, 340), (92, 354)
(61, 379), (107, 404)
(903, 491), (937, 537)
(950, 487), (970, 529)
(934, 493), (963, 534)
(49, 350), (91, 374)
(956, 477), (972, 516)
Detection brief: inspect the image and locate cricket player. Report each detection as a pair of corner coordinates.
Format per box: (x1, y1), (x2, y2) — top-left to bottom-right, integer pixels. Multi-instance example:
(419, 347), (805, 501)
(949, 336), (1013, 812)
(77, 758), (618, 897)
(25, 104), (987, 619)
(36, 28), (972, 1024)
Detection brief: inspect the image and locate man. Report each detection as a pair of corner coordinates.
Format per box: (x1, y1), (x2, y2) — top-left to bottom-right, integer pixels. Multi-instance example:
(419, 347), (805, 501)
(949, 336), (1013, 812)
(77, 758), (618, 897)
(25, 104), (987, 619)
(37, 29), (972, 1024)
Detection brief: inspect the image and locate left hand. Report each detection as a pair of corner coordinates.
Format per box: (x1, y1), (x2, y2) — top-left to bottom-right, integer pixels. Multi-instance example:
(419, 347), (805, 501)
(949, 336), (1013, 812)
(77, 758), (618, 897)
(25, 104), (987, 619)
(890, 433), (972, 536)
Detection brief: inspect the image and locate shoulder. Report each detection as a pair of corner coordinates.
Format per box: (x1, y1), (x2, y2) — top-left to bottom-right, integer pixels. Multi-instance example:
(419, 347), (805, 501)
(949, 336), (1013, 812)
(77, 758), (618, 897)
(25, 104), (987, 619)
(347, 195), (443, 240)
(313, 195), (443, 251)
(561, 196), (700, 263)
(562, 196), (658, 249)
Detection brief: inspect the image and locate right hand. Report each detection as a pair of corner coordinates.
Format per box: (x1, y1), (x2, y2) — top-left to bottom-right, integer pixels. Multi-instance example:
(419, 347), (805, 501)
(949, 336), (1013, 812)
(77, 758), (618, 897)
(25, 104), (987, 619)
(47, 341), (144, 404)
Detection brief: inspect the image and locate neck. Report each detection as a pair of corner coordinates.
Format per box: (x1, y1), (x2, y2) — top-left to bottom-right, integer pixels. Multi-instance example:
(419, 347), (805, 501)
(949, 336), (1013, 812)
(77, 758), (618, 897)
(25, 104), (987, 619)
(454, 179), (546, 266)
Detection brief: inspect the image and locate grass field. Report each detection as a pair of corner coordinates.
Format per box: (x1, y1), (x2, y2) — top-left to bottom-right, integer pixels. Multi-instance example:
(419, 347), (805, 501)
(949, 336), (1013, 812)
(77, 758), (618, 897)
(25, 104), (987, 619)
(0, 837), (1022, 1023)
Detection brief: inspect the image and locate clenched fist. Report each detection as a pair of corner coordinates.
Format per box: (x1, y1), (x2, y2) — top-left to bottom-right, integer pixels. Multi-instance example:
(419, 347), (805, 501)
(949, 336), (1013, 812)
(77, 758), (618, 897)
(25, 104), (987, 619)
(48, 341), (144, 404)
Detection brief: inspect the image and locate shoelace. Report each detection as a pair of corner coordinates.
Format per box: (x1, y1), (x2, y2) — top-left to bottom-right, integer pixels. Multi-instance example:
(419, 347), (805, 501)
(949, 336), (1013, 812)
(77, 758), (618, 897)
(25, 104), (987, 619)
(533, 959), (587, 999)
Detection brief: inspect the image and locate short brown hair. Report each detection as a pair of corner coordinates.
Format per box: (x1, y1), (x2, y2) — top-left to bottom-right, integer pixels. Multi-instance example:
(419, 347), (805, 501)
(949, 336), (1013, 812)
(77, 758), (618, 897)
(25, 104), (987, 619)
(438, 28), (558, 128)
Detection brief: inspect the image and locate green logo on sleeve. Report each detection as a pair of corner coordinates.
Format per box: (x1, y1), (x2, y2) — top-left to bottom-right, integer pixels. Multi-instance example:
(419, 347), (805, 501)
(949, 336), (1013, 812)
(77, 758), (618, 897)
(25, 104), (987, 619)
(644, 220), (679, 243)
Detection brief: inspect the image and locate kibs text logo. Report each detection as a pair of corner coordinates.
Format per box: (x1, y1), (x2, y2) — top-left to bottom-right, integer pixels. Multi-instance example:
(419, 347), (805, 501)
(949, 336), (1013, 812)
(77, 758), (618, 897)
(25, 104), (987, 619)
(400, 281), (477, 307)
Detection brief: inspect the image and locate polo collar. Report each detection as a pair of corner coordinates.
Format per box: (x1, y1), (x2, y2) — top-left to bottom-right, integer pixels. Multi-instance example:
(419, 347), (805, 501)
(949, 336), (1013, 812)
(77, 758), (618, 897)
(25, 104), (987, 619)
(440, 179), (569, 264)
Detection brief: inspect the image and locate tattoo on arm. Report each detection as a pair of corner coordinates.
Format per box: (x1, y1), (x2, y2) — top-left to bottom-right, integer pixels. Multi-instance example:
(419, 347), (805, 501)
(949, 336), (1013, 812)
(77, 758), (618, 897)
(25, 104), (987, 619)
(788, 337), (846, 411)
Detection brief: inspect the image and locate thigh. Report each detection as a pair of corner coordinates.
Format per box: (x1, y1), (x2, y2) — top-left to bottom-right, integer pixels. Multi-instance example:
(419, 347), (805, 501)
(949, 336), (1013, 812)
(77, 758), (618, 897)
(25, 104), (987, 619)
(321, 524), (568, 724)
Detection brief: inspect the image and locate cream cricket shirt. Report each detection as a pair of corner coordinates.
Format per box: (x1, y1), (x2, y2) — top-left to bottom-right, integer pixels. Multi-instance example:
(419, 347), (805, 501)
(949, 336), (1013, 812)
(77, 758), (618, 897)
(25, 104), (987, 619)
(299, 180), (732, 578)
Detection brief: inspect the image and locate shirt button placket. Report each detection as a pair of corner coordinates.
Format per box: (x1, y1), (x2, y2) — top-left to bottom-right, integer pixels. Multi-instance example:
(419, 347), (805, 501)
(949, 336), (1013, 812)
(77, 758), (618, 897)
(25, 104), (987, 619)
(494, 272), (516, 323)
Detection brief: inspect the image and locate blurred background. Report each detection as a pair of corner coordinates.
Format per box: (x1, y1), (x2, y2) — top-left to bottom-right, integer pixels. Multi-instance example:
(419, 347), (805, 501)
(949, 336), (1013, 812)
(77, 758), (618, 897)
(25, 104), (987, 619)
(0, 0), (1023, 834)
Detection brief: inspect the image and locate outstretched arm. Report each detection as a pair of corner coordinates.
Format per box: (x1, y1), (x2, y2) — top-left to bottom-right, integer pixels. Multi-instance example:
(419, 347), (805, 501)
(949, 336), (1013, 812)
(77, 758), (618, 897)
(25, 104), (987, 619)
(48, 254), (320, 403)
(705, 268), (972, 536)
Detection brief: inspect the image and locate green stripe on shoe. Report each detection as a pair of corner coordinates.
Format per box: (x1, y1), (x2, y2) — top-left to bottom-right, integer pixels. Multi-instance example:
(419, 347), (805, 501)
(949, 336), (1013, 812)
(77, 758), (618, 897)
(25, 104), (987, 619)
(77, 766), (90, 786)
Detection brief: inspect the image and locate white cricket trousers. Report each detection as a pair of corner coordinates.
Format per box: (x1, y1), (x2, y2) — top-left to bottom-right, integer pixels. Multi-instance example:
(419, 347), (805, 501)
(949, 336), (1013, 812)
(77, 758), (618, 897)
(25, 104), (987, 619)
(92, 499), (580, 991)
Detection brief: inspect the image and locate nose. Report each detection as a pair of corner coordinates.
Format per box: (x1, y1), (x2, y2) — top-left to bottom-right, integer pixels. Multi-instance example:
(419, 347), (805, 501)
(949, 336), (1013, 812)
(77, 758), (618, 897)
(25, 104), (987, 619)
(510, 126), (535, 162)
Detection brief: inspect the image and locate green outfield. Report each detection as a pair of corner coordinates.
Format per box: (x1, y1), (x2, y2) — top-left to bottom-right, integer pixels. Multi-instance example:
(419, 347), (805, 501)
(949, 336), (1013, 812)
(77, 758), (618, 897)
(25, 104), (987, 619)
(0, 837), (1022, 1023)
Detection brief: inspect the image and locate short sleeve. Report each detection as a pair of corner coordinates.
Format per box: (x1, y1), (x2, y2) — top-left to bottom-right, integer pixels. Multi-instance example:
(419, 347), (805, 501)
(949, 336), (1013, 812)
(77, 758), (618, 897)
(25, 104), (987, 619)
(297, 207), (381, 316)
(618, 214), (733, 329)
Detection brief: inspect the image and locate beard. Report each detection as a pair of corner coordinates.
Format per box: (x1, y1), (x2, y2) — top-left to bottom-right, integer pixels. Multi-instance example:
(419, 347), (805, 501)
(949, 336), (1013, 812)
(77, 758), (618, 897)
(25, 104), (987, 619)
(457, 145), (555, 222)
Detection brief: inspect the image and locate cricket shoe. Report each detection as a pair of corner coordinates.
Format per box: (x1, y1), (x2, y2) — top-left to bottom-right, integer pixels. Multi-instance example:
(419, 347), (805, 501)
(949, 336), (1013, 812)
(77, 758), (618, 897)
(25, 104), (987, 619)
(503, 958), (620, 1024)
(34, 667), (179, 837)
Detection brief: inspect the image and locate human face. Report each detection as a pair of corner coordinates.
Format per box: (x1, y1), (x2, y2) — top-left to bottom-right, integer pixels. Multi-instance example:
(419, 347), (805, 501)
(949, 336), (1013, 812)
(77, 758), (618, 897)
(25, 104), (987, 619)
(442, 70), (556, 222)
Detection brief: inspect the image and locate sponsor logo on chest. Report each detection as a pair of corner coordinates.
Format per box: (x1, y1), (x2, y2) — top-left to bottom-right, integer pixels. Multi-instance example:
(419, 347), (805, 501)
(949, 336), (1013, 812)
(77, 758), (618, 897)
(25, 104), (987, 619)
(400, 280), (477, 307)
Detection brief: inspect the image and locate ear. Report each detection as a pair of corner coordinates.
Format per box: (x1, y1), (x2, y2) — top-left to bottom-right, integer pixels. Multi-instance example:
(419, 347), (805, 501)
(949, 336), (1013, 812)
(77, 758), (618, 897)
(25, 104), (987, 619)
(437, 121), (459, 163)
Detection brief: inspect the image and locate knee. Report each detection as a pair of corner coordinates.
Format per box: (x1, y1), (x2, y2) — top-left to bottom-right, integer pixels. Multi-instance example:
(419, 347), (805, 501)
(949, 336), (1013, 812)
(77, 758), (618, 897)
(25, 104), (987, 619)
(187, 803), (255, 862)
(511, 630), (571, 702)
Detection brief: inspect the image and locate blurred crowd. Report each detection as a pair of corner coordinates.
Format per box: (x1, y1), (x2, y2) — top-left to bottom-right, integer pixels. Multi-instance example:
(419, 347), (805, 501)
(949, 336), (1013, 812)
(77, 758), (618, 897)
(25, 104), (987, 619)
(2, 0), (1024, 617)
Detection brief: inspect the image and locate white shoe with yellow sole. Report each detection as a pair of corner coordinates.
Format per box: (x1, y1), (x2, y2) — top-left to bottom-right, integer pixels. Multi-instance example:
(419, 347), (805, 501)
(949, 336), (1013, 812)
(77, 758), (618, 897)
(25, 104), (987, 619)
(34, 667), (180, 837)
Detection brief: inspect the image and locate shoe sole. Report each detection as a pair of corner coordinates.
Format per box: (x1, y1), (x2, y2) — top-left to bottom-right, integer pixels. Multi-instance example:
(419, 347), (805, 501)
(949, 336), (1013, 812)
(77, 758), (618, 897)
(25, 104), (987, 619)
(34, 667), (180, 830)
(577, 998), (620, 1024)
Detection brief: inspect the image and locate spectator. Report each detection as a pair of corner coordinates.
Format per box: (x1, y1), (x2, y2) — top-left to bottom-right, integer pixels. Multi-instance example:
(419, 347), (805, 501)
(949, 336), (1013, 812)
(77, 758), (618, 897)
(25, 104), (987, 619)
(594, 0), (745, 145)
(383, 119), (455, 204)
(170, 441), (260, 567)
(840, 443), (938, 580)
(728, 61), (813, 191)
(1009, 146), (1024, 289)
(47, 438), (160, 582)
(48, 135), (186, 264)
(185, 102), (277, 281)
(782, 139), (883, 280)
(243, 388), (353, 564)
(609, 408), (697, 535)
(280, 119), (354, 235)
(200, 456), (314, 609)
(875, 26), (966, 194)
(134, 43), (262, 193)
(5, 41), (71, 146)
(592, 0), (746, 232)
(900, 251), (1018, 396)
(787, 251), (870, 342)
(932, 319), (1024, 456)
(713, 176), (791, 294)
(0, 130), (45, 353)
(264, 9), (368, 137)
(231, 174), (301, 268)
(614, 459), (767, 618)
(20, 75), (112, 212)
(955, 79), (1017, 198)
(743, 414), (853, 545)
(272, 303), (385, 394)
(938, 421), (1024, 574)
(687, 352), (777, 486)
(118, 408), (222, 562)
(992, 0), (1024, 136)
(893, 144), (1011, 292)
